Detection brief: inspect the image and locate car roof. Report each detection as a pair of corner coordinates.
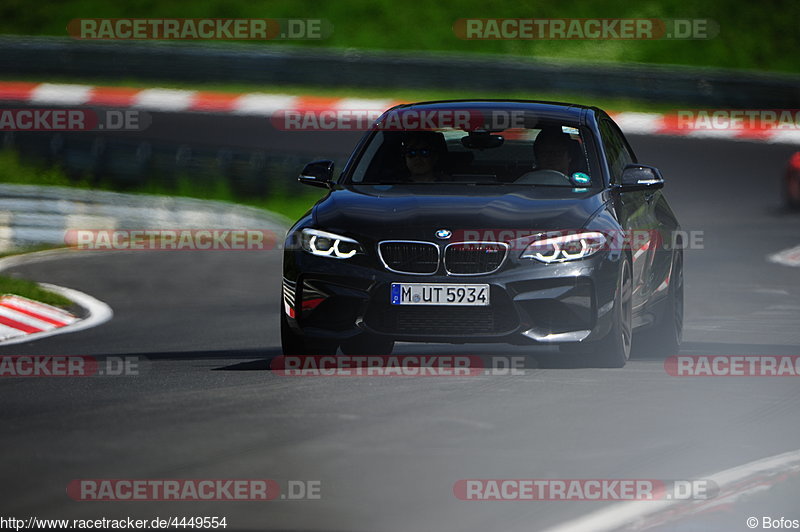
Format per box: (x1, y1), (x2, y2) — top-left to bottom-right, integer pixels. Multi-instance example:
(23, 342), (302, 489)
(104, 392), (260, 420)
(386, 99), (602, 125)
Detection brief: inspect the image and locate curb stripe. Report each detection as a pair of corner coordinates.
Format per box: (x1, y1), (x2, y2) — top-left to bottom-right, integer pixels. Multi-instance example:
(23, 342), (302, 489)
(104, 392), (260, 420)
(0, 323), (26, 341)
(1, 295), (77, 323)
(231, 93), (298, 115)
(87, 86), (140, 107)
(190, 91), (242, 112)
(30, 83), (93, 105)
(293, 96), (345, 112)
(1, 81), (798, 144)
(133, 88), (196, 111)
(0, 302), (69, 327)
(0, 306), (57, 330)
(0, 295), (77, 340)
(0, 82), (39, 101)
(0, 313), (43, 334)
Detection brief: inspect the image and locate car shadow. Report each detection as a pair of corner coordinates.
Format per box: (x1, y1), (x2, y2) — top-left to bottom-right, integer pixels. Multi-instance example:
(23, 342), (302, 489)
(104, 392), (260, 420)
(101, 341), (797, 372)
(92, 348), (283, 371)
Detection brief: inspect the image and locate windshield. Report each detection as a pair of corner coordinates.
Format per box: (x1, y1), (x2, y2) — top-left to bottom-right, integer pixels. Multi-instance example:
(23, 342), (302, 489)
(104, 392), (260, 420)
(347, 121), (598, 187)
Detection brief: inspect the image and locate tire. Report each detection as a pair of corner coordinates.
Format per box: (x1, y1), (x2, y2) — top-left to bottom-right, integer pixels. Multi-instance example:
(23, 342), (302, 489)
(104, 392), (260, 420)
(340, 332), (395, 356)
(280, 309), (338, 356)
(648, 252), (684, 357)
(590, 257), (633, 368)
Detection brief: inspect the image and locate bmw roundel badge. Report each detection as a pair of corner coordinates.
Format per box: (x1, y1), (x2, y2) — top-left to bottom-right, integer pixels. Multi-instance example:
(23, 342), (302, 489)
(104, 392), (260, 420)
(435, 229), (452, 240)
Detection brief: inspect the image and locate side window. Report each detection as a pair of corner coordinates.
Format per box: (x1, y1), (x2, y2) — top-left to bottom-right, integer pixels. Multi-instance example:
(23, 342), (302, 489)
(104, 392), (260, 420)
(599, 119), (634, 184)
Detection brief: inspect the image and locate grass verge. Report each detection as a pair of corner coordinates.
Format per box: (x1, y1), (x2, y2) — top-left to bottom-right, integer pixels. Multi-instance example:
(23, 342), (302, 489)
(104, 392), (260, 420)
(0, 149), (324, 221)
(0, 243), (66, 259)
(0, 275), (73, 309)
(0, 0), (797, 74)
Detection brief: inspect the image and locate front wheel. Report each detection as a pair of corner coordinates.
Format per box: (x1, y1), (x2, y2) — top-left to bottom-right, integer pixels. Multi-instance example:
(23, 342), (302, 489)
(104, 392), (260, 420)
(591, 257), (633, 368)
(646, 252), (684, 357)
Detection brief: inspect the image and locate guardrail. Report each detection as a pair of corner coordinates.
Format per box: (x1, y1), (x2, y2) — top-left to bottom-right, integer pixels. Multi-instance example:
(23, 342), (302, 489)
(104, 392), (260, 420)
(1, 126), (346, 199)
(0, 184), (288, 251)
(1, 36), (799, 107)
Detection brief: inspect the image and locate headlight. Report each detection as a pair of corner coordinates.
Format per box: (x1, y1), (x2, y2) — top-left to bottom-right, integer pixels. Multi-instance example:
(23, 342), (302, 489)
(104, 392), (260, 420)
(301, 229), (363, 259)
(521, 231), (606, 263)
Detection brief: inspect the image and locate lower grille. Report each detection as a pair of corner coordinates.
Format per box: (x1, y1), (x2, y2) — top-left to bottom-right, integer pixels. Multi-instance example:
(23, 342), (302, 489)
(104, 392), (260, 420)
(395, 306), (496, 334)
(378, 241), (439, 274)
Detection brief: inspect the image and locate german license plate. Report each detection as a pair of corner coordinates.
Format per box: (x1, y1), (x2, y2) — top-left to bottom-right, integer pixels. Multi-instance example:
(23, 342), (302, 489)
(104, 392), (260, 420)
(390, 283), (490, 306)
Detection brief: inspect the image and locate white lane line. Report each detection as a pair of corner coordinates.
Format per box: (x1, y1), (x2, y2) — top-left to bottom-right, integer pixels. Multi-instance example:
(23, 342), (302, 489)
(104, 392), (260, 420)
(767, 244), (800, 267)
(541, 448), (800, 532)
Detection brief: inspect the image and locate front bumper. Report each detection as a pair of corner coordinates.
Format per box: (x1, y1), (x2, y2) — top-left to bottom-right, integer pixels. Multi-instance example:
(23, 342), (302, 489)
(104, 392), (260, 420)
(283, 247), (623, 345)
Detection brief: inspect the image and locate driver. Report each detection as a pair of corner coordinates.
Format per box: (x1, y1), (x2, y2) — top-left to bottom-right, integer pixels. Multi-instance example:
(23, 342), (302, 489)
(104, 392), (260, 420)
(514, 126), (575, 184)
(533, 126), (573, 174)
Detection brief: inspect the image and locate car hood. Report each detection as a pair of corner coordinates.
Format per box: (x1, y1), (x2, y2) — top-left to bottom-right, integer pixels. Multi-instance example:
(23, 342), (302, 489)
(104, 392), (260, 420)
(313, 184), (608, 240)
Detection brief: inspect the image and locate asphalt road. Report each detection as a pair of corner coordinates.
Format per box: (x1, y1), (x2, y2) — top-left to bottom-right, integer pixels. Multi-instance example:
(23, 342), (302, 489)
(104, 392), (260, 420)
(1, 132), (799, 531)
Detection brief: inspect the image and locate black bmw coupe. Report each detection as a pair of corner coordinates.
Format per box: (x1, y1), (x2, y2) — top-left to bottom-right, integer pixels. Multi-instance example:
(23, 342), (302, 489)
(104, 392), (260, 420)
(281, 100), (683, 367)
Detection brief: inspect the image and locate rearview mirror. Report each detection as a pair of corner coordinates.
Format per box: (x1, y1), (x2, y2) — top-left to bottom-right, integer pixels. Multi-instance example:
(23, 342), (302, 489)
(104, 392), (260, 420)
(461, 132), (504, 150)
(299, 160), (335, 188)
(617, 164), (664, 191)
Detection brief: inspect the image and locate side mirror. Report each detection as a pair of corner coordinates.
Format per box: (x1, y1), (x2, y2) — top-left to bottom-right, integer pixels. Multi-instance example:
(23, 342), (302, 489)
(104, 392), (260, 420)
(299, 160), (335, 188)
(617, 164), (664, 191)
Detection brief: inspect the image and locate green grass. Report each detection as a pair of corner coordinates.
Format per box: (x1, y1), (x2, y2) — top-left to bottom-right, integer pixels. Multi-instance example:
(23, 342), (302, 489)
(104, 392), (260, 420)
(0, 275), (73, 308)
(0, 149), (322, 222)
(0, 243), (66, 259)
(0, 150), (91, 188)
(0, 0), (798, 73)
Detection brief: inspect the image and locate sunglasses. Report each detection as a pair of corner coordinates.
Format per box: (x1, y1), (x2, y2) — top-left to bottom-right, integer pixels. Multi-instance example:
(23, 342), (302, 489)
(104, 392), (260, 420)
(403, 148), (433, 158)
